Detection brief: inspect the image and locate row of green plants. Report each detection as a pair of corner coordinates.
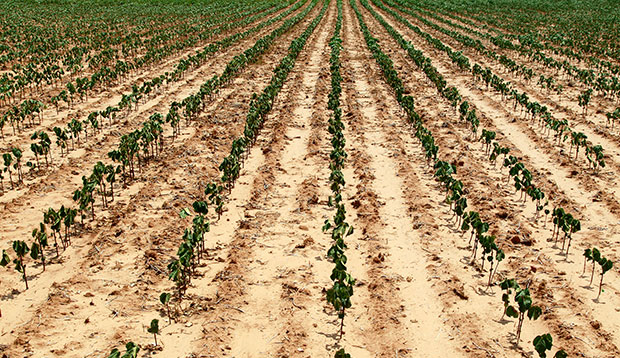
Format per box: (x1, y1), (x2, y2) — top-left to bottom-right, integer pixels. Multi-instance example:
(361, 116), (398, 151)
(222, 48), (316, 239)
(0, 0), (314, 289)
(500, 279), (567, 357)
(1, 205), (78, 289)
(80, 2), (330, 355)
(606, 107), (620, 129)
(0, 0), (307, 195)
(0, 147), (23, 191)
(411, 0), (620, 82)
(367, 0), (581, 260)
(144, 1), (330, 355)
(358, 0), (506, 290)
(401, 0), (620, 103)
(0, 0), (241, 73)
(0, 99), (44, 136)
(582, 248), (614, 299)
(0, 0), (273, 108)
(382, 0), (606, 171)
(352, 0), (574, 351)
(322, 2), (354, 356)
(0, 0), (295, 140)
(165, 0), (328, 300)
(393, 0), (563, 94)
(421, 0), (595, 75)
(371, 0), (613, 308)
(49, 0), (295, 112)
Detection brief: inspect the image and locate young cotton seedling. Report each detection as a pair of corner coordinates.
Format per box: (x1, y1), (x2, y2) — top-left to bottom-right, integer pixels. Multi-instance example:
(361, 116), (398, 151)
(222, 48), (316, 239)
(533, 333), (568, 358)
(597, 257), (613, 300)
(147, 319), (160, 346)
(160, 292), (172, 322)
(500, 279), (542, 344)
(334, 349), (351, 358)
(1, 241), (33, 290)
(582, 247), (603, 288)
(107, 342), (140, 358)
(32, 223), (48, 271)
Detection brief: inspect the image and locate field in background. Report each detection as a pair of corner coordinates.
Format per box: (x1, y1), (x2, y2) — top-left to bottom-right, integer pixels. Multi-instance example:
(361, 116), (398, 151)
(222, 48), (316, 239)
(0, 0), (618, 357)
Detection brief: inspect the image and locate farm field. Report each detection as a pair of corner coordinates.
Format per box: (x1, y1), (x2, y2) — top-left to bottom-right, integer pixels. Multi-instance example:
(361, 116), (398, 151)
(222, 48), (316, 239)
(0, 0), (619, 357)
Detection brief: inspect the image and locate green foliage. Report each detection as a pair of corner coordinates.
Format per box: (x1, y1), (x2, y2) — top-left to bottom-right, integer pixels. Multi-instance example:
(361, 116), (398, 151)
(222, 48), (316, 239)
(160, 291), (172, 322)
(583, 247), (614, 299)
(500, 279), (542, 343)
(147, 319), (160, 346)
(533, 333), (553, 358)
(167, 0), (328, 303)
(324, 0), (354, 343)
(533, 333), (568, 358)
(334, 348), (351, 358)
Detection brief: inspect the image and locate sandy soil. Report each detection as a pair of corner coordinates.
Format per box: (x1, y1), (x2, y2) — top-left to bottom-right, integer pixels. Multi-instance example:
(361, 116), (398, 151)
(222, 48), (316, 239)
(0, 0), (618, 357)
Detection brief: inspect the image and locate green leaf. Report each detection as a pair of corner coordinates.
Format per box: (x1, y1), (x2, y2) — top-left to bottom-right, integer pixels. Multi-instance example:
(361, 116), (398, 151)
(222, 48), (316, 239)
(528, 305), (542, 321)
(334, 348), (351, 358)
(601, 259), (613, 273)
(192, 201), (208, 215)
(30, 242), (40, 260)
(501, 293), (510, 304)
(496, 249), (505, 262)
(533, 333), (553, 357)
(159, 292), (171, 305)
(179, 208), (192, 219)
(147, 319), (159, 334)
(0, 250), (9, 266)
(107, 348), (121, 358)
(122, 342), (139, 358)
(506, 305), (518, 318)
(554, 350), (568, 358)
(322, 220), (332, 232)
(13, 240), (29, 257)
(592, 248), (601, 261)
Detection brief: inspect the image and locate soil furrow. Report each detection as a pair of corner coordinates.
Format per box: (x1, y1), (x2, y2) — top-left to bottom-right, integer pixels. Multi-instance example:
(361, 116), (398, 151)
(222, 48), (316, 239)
(369, 0), (620, 252)
(335, 1), (464, 356)
(0, 0), (307, 204)
(0, 2), (324, 352)
(358, 1), (620, 356)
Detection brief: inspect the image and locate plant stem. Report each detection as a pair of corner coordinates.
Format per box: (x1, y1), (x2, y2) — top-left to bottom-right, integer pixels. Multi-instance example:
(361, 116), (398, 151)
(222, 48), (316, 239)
(22, 261), (28, 290)
(582, 256), (587, 276)
(339, 307), (345, 340)
(516, 313), (524, 344)
(597, 273), (605, 299)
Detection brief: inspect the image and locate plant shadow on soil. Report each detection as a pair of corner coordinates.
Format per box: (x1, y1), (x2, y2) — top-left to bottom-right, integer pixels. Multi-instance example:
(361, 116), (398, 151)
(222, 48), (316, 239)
(440, 222), (462, 235)
(494, 317), (513, 326)
(316, 309), (344, 347)
(506, 332), (528, 353)
(317, 325), (345, 351)
(0, 289), (23, 301)
(475, 285), (498, 297)
(552, 250), (574, 262)
(459, 255), (475, 266)
(592, 297), (607, 304)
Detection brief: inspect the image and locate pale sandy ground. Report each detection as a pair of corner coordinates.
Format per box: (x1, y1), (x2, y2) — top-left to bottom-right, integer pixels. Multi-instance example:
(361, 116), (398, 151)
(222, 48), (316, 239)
(1, 0), (618, 357)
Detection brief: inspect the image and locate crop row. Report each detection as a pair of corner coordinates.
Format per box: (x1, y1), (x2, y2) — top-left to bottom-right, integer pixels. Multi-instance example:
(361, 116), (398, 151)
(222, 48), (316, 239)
(351, 0), (599, 354)
(0, 0), (313, 289)
(322, 1), (354, 357)
(0, 0), (306, 195)
(379, 0), (606, 172)
(0, 0), (289, 138)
